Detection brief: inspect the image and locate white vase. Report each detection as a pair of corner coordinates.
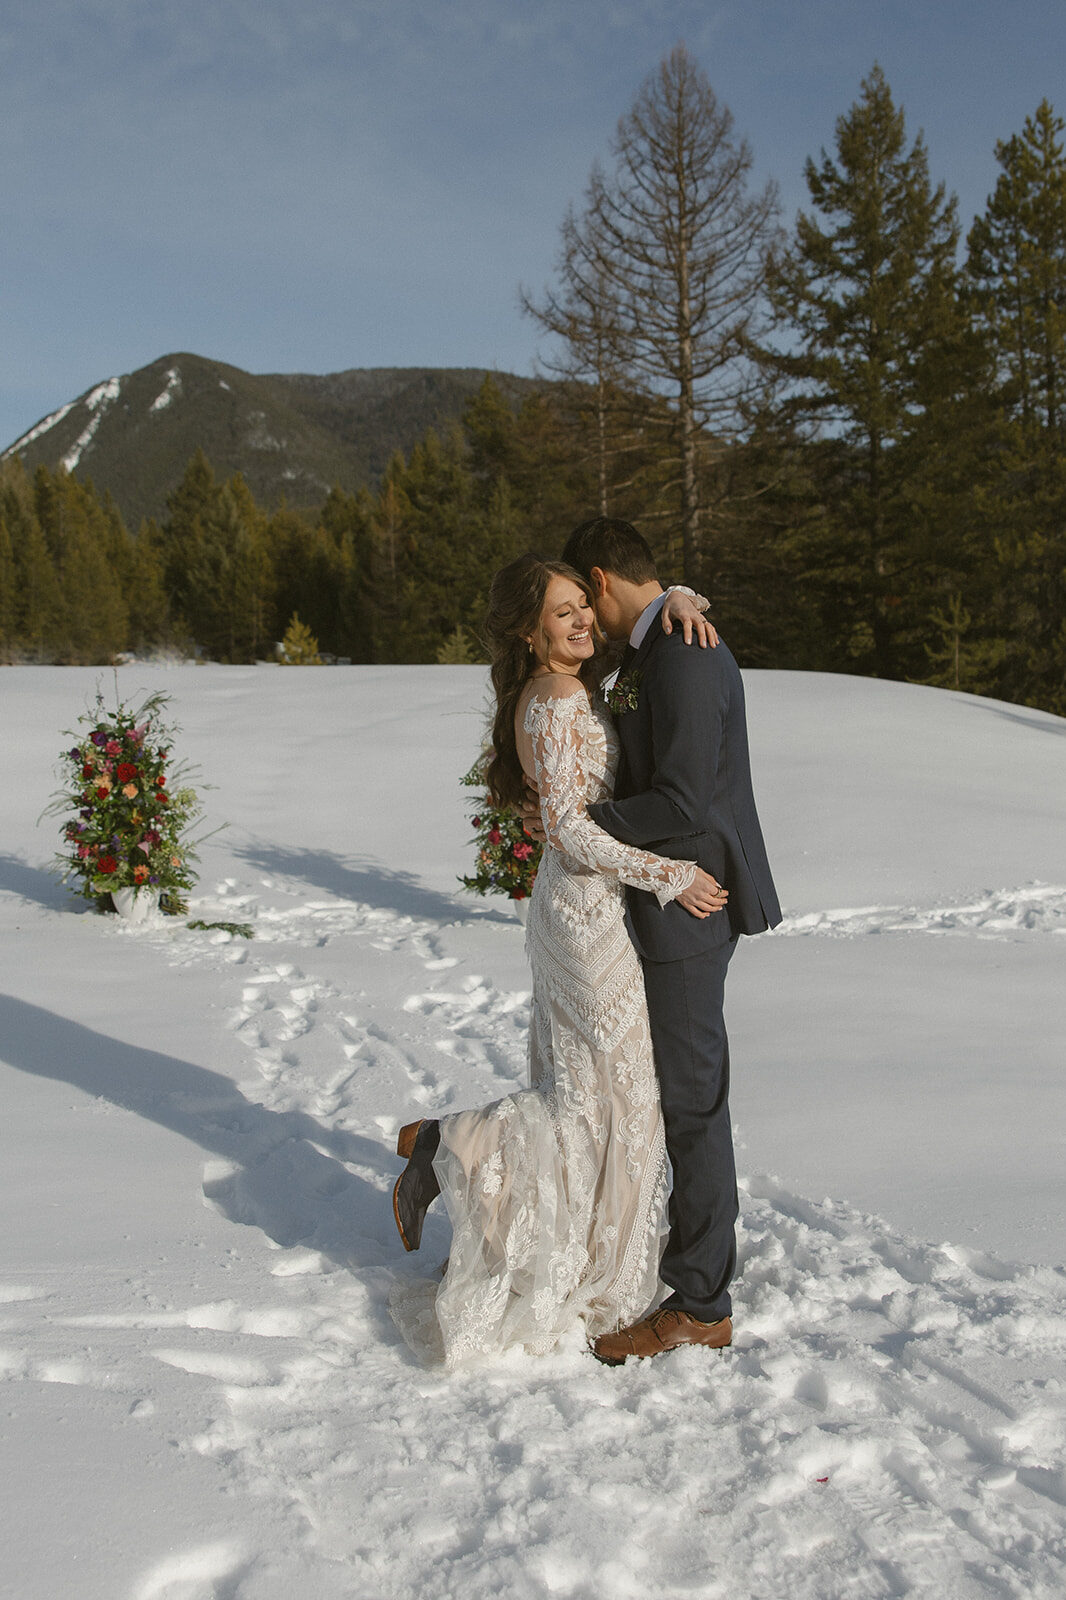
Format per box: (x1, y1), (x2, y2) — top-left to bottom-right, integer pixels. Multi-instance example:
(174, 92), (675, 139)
(111, 886), (160, 924)
(511, 897), (530, 926)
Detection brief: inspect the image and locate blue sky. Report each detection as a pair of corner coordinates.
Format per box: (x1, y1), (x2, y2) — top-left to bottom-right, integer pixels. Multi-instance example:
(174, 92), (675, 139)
(2, 0), (1063, 446)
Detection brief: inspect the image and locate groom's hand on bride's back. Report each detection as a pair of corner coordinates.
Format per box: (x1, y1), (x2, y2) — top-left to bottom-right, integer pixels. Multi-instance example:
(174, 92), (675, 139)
(677, 868), (728, 919)
(521, 782), (547, 843)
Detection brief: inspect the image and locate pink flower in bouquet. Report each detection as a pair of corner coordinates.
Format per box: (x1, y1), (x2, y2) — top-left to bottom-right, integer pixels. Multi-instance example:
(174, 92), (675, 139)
(105, 739), (121, 756)
(488, 826), (501, 845)
(513, 841), (534, 862)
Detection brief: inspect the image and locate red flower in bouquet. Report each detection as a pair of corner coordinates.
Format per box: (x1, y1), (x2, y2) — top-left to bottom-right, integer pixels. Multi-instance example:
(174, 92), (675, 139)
(97, 856), (118, 875)
(459, 757), (542, 905)
(155, 775), (166, 788)
(116, 762), (138, 783)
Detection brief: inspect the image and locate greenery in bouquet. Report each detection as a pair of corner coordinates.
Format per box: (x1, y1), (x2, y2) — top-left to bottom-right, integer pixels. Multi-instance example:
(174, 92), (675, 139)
(458, 757), (542, 902)
(46, 687), (206, 914)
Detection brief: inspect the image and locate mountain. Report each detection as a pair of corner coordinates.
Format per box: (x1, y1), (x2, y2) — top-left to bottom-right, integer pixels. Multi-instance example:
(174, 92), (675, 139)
(1, 353), (542, 527)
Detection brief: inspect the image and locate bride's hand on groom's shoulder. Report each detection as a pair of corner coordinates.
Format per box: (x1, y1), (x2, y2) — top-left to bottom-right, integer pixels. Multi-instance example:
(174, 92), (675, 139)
(661, 588), (719, 648)
(677, 868), (728, 919)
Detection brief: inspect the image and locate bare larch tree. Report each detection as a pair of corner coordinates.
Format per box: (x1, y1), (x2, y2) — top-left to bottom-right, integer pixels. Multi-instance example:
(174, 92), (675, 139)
(526, 44), (779, 586)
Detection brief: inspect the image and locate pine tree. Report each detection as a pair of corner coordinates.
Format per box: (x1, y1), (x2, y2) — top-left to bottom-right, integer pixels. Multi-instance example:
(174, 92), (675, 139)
(162, 460), (273, 661)
(1, 460), (63, 659)
(0, 503), (16, 659)
(126, 519), (174, 654)
(369, 458), (411, 658)
(968, 101), (1066, 431)
(316, 486), (376, 660)
(195, 475), (273, 662)
(34, 471), (129, 661)
(966, 100), (1066, 711)
(765, 64), (976, 681)
(159, 450), (222, 643)
(380, 427), (518, 662)
(435, 626), (480, 664)
(280, 612), (322, 663)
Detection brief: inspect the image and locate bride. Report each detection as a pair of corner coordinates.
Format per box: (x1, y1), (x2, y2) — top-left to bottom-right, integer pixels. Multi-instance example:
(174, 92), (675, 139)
(390, 555), (724, 1367)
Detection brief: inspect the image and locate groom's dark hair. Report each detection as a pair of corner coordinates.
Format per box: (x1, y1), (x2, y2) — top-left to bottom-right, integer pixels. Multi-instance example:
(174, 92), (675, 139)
(562, 517), (658, 585)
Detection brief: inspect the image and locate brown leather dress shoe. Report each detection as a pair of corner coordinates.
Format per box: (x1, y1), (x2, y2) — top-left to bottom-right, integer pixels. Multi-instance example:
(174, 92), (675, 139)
(592, 1308), (733, 1366)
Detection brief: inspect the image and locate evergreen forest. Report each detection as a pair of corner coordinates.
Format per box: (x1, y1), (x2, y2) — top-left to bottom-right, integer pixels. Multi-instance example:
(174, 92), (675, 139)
(2, 61), (1064, 717)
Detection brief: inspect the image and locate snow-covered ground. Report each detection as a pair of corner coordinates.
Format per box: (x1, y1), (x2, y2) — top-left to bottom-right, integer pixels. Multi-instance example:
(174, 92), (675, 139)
(1, 664), (1064, 1600)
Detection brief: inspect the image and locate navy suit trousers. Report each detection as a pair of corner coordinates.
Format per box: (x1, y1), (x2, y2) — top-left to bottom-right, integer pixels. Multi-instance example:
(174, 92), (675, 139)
(641, 937), (738, 1323)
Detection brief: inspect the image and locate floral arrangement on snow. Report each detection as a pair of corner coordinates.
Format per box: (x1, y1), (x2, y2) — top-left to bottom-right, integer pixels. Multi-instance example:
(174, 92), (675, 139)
(47, 688), (205, 915)
(458, 757), (542, 903)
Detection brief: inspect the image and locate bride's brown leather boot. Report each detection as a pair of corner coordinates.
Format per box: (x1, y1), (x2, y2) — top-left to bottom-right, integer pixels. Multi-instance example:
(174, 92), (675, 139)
(392, 1119), (441, 1251)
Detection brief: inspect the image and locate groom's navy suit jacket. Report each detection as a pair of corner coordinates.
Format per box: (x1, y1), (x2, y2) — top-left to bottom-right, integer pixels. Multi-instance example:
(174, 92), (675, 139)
(589, 628), (781, 963)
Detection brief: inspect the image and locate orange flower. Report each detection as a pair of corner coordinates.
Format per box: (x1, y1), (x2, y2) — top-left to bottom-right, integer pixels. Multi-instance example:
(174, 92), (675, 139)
(122, 783), (138, 798)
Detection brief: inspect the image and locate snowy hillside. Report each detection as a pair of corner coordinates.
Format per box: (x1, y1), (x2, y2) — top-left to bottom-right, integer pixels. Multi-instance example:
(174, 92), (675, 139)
(1, 665), (1064, 1599)
(0, 357), (543, 526)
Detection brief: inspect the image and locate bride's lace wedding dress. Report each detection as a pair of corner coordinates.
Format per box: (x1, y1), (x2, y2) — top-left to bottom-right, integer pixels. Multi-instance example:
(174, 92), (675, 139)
(391, 678), (696, 1367)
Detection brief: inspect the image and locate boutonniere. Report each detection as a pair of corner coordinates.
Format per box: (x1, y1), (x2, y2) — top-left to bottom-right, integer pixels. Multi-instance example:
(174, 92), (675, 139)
(606, 667), (643, 716)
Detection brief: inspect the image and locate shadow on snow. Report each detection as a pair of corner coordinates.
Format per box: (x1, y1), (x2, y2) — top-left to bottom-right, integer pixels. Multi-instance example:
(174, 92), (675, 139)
(231, 839), (517, 926)
(0, 854), (75, 913)
(0, 992), (405, 1291)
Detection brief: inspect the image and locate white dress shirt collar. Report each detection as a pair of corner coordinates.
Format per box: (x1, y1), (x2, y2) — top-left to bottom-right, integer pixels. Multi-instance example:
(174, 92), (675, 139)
(629, 589), (667, 650)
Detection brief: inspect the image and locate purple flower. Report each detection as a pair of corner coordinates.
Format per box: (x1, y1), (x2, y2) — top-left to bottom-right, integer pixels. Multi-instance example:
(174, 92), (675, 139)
(80, 808), (92, 819)
(90, 731), (107, 748)
(149, 874), (160, 884)
(68, 747), (81, 760)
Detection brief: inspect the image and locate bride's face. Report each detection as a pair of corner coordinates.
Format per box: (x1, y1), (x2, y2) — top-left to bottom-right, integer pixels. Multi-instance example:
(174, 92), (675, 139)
(529, 576), (595, 674)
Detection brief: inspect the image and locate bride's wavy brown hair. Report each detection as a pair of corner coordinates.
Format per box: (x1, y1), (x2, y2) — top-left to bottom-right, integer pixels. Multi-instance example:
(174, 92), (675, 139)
(482, 554), (606, 810)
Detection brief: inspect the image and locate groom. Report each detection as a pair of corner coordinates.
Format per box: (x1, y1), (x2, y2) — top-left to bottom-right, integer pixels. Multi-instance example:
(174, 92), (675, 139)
(559, 517), (781, 1363)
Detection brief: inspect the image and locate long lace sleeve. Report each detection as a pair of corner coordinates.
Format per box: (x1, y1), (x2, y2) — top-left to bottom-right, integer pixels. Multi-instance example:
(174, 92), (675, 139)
(524, 686), (697, 908)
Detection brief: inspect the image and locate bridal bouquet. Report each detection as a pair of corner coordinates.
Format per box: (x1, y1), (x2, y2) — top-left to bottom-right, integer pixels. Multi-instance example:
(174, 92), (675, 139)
(458, 757), (542, 902)
(46, 688), (205, 914)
